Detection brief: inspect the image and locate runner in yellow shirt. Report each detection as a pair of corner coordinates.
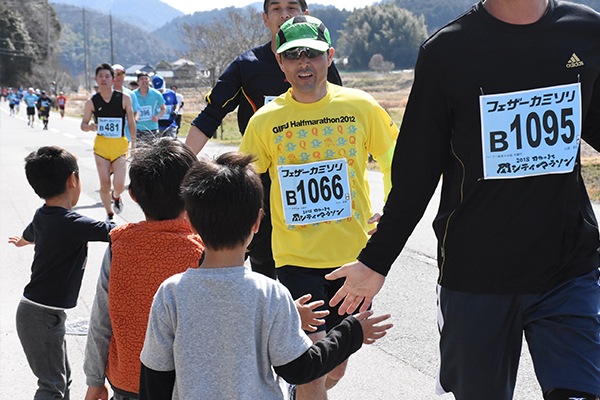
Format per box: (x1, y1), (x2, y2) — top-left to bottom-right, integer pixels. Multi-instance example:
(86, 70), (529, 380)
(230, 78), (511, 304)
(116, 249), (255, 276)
(240, 16), (397, 400)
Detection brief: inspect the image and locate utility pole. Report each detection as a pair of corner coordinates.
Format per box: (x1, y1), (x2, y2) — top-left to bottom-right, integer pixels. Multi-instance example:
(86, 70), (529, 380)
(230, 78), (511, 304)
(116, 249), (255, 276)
(46, 1), (50, 60)
(110, 12), (114, 65)
(83, 7), (89, 92)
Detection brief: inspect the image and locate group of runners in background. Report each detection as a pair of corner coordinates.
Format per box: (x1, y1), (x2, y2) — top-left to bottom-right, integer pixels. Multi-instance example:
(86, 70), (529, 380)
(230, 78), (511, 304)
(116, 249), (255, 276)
(3, 87), (66, 129)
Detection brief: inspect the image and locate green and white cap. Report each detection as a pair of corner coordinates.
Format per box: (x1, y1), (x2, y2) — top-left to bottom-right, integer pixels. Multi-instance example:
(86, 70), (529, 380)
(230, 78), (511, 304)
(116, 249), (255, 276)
(276, 15), (331, 54)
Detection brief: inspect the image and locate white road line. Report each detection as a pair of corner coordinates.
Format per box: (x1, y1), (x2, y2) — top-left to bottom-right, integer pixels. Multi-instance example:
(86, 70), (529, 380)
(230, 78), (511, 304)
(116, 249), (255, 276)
(82, 139), (95, 147)
(63, 133), (77, 139)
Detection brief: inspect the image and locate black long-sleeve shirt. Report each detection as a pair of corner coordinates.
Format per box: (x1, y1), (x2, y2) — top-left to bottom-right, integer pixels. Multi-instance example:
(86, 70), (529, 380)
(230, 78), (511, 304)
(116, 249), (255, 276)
(359, 0), (600, 294)
(23, 205), (113, 308)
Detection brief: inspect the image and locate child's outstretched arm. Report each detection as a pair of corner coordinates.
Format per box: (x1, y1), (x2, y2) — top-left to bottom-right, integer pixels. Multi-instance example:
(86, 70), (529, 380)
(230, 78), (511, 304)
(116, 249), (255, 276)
(353, 310), (393, 344)
(294, 294), (329, 332)
(8, 236), (33, 247)
(274, 311), (393, 385)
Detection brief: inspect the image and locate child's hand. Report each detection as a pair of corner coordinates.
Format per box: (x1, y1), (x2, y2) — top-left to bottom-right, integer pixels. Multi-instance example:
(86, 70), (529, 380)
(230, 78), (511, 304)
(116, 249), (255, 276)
(294, 294), (330, 332)
(84, 383), (109, 400)
(8, 236), (32, 247)
(354, 310), (392, 344)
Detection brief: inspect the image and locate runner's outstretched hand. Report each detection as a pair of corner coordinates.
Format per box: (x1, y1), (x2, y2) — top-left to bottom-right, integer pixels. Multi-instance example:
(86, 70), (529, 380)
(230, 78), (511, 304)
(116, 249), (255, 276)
(325, 261), (385, 315)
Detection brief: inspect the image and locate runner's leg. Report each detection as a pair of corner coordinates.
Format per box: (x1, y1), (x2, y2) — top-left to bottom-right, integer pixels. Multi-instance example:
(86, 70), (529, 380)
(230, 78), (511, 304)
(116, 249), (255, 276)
(111, 155), (127, 198)
(94, 154), (114, 215)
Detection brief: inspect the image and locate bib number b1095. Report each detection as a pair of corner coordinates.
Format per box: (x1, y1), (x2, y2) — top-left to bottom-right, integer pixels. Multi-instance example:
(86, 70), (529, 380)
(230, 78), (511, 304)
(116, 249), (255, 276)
(480, 83), (581, 179)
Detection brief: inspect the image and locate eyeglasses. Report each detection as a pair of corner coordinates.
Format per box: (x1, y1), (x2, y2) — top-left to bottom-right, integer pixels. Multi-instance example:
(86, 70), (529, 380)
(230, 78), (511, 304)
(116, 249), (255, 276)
(281, 47), (327, 60)
(116, 72), (125, 77)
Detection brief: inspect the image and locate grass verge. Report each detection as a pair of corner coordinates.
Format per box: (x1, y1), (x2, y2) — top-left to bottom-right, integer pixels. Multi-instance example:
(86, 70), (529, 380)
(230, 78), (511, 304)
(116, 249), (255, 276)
(582, 158), (600, 202)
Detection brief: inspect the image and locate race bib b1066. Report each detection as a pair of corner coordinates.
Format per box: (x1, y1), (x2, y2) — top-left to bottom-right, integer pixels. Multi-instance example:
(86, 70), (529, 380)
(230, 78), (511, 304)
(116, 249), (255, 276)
(277, 159), (352, 225)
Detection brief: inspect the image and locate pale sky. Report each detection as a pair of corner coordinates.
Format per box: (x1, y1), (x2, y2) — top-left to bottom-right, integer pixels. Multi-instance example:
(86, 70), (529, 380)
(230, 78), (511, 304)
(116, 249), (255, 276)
(162, 0), (379, 15)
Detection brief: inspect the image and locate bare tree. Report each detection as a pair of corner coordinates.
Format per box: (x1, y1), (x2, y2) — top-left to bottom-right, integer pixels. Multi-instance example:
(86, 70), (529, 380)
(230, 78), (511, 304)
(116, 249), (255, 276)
(180, 7), (269, 87)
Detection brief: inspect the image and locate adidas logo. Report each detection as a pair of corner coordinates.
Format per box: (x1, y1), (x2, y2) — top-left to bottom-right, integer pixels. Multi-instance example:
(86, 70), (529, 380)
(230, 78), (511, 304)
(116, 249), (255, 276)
(566, 53), (584, 68)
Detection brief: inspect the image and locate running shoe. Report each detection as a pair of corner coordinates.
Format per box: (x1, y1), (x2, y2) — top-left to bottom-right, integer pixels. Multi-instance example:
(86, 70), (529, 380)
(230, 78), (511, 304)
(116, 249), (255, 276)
(106, 213), (114, 223)
(111, 190), (123, 214)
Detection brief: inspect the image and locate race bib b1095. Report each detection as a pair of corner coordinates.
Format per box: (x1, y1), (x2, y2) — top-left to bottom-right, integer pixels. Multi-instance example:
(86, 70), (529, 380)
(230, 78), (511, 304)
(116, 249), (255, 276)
(480, 83), (581, 179)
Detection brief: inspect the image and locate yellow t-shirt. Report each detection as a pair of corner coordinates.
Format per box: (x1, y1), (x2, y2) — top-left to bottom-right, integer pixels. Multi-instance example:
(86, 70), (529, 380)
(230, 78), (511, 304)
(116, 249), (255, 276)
(240, 83), (398, 269)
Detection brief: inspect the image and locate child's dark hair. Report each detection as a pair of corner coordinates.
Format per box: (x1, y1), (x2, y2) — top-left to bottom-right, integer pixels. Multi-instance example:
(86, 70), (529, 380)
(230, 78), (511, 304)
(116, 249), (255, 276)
(263, 0), (308, 13)
(24, 146), (79, 199)
(95, 63), (114, 78)
(181, 152), (263, 250)
(129, 138), (197, 221)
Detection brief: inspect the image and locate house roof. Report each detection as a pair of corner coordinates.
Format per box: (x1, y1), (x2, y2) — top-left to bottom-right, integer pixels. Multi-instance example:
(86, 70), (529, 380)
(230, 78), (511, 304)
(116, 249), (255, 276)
(155, 70), (175, 78)
(172, 58), (208, 71)
(125, 64), (154, 75)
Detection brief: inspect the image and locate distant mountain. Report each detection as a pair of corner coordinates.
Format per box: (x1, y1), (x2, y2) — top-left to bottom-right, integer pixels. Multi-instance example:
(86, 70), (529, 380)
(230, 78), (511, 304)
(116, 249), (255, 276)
(50, 0), (184, 32)
(151, 2), (354, 53)
(54, 3), (175, 76)
(152, 7), (244, 53)
(51, 0), (600, 77)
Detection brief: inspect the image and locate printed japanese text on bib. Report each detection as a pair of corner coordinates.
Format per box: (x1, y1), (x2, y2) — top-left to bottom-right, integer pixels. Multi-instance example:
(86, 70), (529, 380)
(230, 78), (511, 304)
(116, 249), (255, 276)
(480, 83), (581, 179)
(97, 117), (122, 138)
(278, 159), (352, 225)
(138, 105), (152, 121)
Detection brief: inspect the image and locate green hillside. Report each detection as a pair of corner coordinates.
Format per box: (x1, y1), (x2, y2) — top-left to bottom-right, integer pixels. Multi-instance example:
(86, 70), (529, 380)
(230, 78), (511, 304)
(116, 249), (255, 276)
(54, 3), (175, 76)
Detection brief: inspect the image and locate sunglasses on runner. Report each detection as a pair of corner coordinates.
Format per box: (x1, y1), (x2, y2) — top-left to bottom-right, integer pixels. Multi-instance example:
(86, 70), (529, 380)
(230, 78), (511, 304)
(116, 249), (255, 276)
(116, 72), (125, 77)
(281, 47), (327, 60)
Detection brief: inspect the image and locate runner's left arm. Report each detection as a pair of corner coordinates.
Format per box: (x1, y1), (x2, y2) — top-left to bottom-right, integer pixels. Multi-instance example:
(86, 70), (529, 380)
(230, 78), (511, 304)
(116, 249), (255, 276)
(153, 104), (167, 122)
(372, 142), (395, 201)
(123, 93), (136, 148)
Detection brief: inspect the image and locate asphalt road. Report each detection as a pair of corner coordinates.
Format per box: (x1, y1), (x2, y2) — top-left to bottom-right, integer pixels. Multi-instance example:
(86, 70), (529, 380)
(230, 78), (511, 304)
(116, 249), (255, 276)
(0, 100), (569, 399)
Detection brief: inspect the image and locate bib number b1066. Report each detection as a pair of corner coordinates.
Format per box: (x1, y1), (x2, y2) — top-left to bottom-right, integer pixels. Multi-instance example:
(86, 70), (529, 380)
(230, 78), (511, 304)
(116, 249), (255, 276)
(278, 159), (352, 225)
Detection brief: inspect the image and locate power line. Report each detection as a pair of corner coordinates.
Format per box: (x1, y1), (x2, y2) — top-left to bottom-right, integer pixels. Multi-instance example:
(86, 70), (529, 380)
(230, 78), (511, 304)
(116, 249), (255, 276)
(0, 38), (38, 45)
(0, 50), (35, 58)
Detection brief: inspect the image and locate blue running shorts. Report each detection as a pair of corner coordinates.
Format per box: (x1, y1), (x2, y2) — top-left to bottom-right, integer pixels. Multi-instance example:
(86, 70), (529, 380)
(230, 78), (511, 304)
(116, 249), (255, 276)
(437, 268), (600, 400)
